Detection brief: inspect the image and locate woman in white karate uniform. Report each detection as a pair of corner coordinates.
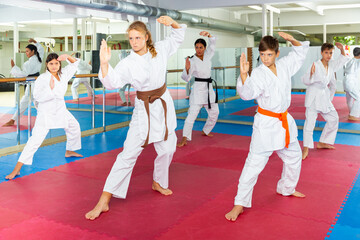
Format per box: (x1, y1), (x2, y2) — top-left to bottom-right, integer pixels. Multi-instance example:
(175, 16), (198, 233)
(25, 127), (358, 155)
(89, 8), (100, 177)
(343, 47), (360, 121)
(71, 52), (93, 101)
(3, 39), (44, 127)
(301, 43), (349, 160)
(177, 31), (219, 147)
(85, 16), (186, 220)
(225, 33), (309, 222)
(5, 53), (83, 180)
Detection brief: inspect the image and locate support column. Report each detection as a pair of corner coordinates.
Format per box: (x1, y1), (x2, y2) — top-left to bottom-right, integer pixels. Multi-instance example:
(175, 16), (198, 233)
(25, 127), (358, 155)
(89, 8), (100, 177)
(269, 10), (273, 36)
(13, 22), (19, 105)
(262, 5), (267, 37)
(91, 21), (97, 50)
(65, 36), (69, 51)
(73, 18), (78, 51)
(81, 18), (86, 51)
(13, 22), (19, 61)
(323, 24), (327, 43)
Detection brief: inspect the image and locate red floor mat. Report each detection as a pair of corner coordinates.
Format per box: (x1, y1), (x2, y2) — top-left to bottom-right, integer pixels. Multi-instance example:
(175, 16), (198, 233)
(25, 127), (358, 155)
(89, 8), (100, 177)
(232, 95), (352, 123)
(0, 113), (36, 134)
(0, 132), (359, 239)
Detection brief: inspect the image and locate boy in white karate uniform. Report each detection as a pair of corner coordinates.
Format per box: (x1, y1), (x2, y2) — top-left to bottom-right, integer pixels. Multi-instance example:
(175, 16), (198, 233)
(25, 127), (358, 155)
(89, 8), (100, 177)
(225, 32), (309, 221)
(343, 47), (360, 121)
(302, 43), (349, 160)
(177, 31), (219, 147)
(85, 16), (186, 220)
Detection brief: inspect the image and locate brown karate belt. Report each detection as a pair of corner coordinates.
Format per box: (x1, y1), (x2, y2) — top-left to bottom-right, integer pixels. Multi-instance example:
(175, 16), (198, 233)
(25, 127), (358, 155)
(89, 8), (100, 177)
(136, 83), (168, 148)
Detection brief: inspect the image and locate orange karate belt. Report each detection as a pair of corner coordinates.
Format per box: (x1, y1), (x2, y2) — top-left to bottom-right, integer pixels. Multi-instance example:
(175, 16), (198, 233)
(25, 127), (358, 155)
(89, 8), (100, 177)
(257, 106), (290, 148)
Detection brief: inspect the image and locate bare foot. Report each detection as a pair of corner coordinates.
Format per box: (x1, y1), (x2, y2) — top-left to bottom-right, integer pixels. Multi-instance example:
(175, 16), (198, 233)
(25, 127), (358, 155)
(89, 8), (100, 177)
(85, 192), (111, 220)
(317, 142), (335, 149)
(5, 162), (23, 180)
(152, 181), (173, 196)
(177, 136), (187, 147)
(277, 191), (306, 198)
(2, 119), (15, 127)
(225, 205), (244, 221)
(302, 147), (309, 160)
(348, 115), (360, 121)
(5, 172), (20, 180)
(201, 131), (213, 137)
(65, 150), (83, 158)
(292, 191), (306, 198)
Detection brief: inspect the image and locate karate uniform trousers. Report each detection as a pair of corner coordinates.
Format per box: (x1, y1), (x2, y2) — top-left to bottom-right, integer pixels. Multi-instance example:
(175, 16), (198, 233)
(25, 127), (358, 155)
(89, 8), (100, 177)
(18, 111), (81, 165)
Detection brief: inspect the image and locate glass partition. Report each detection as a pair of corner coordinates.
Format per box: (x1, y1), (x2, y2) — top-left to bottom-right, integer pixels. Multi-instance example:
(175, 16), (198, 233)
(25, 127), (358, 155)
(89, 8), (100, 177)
(1, 43), (359, 151)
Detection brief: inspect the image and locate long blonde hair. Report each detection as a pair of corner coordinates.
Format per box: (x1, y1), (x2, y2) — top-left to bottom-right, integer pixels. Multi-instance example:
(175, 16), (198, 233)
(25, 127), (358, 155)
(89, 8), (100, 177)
(127, 21), (157, 58)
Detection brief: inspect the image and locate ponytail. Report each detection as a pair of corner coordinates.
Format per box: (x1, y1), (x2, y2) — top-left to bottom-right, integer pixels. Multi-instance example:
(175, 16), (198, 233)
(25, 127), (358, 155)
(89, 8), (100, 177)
(26, 44), (42, 63)
(127, 21), (157, 58)
(146, 29), (157, 58)
(35, 51), (42, 63)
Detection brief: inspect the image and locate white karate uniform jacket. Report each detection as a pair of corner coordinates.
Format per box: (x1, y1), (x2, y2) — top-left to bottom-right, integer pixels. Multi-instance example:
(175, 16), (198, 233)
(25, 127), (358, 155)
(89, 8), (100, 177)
(344, 58), (360, 99)
(76, 60), (92, 75)
(33, 60), (80, 129)
(181, 37), (216, 105)
(10, 43), (44, 77)
(302, 55), (349, 113)
(237, 41), (310, 152)
(99, 24), (187, 144)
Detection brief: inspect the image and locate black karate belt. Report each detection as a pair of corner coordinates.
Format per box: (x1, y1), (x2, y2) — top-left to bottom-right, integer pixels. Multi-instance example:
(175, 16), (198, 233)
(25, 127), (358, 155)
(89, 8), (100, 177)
(194, 77), (218, 109)
(23, 72), (40, 89)
(28, 72), (40, 77)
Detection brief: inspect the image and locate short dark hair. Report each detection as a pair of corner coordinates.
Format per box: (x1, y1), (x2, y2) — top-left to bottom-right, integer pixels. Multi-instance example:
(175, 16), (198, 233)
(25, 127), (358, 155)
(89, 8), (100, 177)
(259, 36), (279, 53)
(45, 53), (62, 74)
(194, 38), (207, 48)
(321, 43), (334, 52)
(75, 52), (81, 58)
(353, 47), (360, 57)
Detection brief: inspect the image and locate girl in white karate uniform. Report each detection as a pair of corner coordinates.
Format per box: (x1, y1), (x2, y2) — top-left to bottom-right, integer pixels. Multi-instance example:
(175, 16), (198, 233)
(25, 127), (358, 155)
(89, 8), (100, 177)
(301, 43), (349, 160)
(85, 16), (186, 220)
(225, 33), (309, 222)
(3, 39), (44, 127)
(177, 31), (219, 147)
(5, 53), (83, 180)
(71, 52), (93, 101)
(343, 47), (360, 121)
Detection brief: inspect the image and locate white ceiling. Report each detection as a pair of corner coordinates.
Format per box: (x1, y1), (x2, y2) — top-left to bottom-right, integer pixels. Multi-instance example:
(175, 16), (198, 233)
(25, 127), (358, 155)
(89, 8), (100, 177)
(0, 0), (359, 36)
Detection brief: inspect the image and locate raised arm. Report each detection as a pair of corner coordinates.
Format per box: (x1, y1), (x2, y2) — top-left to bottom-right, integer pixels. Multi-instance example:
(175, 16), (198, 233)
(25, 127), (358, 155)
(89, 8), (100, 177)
(277, 32), (310, 76)
(98, 40), (130, 89)
(331, 42), (350, 72)
(57, 54), (80, 81)
(302, 63), (316, 86)
(236, 53), (264, 100)
(328, 73), (337, 101)
(181, 57), (193, 82)
(156, 16), (187, 57)
(201, 31), (216, 59)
